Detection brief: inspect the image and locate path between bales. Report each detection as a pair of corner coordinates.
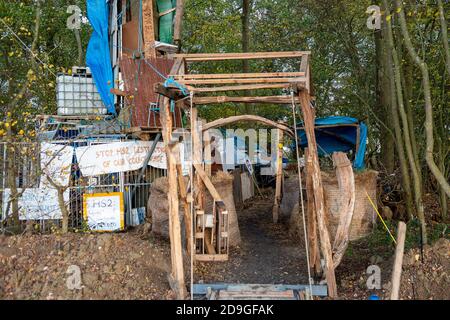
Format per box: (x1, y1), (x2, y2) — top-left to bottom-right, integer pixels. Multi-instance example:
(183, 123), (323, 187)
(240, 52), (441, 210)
(195, 192), (310, 285)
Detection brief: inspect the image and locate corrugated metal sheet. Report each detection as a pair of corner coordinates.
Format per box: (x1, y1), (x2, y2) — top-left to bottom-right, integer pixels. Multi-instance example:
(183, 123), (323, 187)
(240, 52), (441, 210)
(120, 57), (183, 128)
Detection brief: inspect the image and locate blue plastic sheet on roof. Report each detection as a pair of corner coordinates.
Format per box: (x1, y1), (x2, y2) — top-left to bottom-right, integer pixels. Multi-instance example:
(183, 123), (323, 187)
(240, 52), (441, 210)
(297, 116), (367, 170)
(86, 0), (115, 114)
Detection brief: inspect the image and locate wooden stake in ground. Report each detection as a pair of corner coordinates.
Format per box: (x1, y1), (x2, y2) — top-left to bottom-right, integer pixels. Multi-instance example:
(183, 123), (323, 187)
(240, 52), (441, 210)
(390, 221), (407, 300)
(272, 128), (284, 223)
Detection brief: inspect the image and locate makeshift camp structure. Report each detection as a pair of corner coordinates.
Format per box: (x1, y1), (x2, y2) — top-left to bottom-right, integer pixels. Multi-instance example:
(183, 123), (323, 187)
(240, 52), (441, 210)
(0, 0), (375, 300)
(152, 50), (344, 299)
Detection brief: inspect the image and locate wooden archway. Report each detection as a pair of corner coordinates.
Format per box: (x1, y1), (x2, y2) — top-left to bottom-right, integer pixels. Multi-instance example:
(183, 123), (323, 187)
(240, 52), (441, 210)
(202, 115), (294, 137)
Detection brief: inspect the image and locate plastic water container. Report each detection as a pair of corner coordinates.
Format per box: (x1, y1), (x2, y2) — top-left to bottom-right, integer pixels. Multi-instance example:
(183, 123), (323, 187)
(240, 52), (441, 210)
(56, 69), (107, 116)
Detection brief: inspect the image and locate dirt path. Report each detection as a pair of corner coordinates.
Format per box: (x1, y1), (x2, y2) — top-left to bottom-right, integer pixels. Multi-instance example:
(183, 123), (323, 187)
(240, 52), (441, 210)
(195, 193), (309, 285)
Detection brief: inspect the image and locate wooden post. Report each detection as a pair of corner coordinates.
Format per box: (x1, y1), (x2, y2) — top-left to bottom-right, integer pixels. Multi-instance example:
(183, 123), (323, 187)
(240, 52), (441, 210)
(203, 126), (212, 177)
(272, 129), (284, 223)
(160, 97), (187, 299)
(298, 90), (337, 298)
(142, 0), (157, 58)
(331, 152), (355, 268)
(305, 148), (321, 277)
(390, 221), (407, 300)
(173, 0), (185, 48)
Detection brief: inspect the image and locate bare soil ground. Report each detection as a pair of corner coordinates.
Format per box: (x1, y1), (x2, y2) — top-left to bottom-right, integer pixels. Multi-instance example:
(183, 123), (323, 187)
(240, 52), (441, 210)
(337, 228), (450, 300)
(194, 192), (310, 285)
(0, 231), (174, 300)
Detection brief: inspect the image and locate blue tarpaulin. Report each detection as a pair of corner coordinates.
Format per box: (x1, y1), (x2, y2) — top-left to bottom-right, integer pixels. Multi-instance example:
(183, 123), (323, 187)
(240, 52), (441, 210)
(297, 116), (367, 170)
(86, 0), (115, 114)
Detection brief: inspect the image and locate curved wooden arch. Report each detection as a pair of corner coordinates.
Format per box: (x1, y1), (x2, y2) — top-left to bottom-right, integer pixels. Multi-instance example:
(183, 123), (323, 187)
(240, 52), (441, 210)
(202, 115), (294, 137)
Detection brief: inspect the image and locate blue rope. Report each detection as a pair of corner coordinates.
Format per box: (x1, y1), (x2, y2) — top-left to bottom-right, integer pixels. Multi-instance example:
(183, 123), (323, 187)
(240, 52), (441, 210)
(163, 77), (189, 96)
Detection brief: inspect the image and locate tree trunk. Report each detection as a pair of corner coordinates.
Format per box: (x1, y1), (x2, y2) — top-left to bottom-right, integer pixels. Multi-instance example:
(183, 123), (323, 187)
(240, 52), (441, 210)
(384, 0), (427, 243)
(241, 0), (252, 114)
(74, 29), (83, 66)
(437, 0), (450, 76)
(375, 23), (395, 173)
(394, 0), (450, 199)
(57, 187), (69, 233)
(381, 6), (415, 221)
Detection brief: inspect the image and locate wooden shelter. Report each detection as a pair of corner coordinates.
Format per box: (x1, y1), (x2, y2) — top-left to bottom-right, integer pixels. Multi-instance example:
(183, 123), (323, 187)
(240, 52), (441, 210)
(155, 51), (338, 299)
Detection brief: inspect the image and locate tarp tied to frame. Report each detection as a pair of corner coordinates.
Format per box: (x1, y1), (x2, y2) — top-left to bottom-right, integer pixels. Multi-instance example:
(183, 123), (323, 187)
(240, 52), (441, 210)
(86, 0), (115, 114)
(296, 117), (368, 170)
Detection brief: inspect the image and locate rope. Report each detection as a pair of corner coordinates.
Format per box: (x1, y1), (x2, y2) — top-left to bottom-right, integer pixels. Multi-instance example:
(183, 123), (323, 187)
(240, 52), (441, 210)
(290, 90), (314, 300)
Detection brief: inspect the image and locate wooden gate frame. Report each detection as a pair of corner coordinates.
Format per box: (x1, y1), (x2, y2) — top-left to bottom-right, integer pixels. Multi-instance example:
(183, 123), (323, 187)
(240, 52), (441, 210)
(156, 51), (338, 299)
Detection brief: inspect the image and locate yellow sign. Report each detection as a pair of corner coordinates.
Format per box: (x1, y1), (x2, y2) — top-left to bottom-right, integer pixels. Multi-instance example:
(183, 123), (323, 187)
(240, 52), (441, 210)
(83, 192), (124, 232)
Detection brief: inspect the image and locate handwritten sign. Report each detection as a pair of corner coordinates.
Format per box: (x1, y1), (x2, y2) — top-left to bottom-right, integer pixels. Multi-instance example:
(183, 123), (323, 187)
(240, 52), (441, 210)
(2, 188), (69, 220)
(83, 192), (124, 232)
(75, 141), (167, 177)
(40, 143), (74, 187)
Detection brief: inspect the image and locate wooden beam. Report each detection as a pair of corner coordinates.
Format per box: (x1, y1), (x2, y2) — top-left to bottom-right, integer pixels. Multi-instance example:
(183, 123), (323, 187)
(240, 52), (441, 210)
(193, 95), (300, 105)
(203, 115), (294, 137)
(299, 90), (337, 298)
(331, 152), (355, 268)
(193, 163), (223, 202)
(172, 72), (305, 79)
(170, 51), (311, 62)
(177, 77), (307, 85)
(191, 83), (294, 93)
(390, 221), (407, 300)
(173, 0), (184, 46)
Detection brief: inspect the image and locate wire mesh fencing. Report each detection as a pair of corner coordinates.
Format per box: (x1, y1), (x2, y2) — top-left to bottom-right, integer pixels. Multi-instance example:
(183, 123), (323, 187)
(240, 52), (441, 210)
(0, 139), (166, 234)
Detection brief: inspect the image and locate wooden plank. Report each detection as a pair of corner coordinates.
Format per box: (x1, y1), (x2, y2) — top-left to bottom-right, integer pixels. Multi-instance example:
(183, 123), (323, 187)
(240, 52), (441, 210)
(192, 83), (295, 93)
(172, 72), (305, 79)
(203, 115), (294, 137)
(170, 51), (311, 61)
(193, 96), (300, 105)
(300, 54), (309, 73)
(331, 152), (355, 268)
(177, 77), (307, 85)
(299, 90), (337, 298)
(390, 221), (407, 300)
(195, 254), (229, 262)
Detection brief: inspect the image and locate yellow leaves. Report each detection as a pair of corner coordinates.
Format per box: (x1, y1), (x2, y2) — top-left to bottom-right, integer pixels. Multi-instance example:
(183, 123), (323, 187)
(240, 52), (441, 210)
(386, 15), (392, 22)
(4, 123), (10, 128)
(18, 129), (24, 136)
(396, 7), (402, 14)
(26, 69), (37, 82)
(8, 51), (14, 57)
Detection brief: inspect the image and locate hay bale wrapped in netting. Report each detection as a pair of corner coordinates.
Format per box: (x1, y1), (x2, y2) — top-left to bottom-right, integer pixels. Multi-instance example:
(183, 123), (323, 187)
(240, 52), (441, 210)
(281, 175), (299, 219)
(147, 176), (186, 240)
(289, 170), (378, 242)
(322, 170), (378, 241)
(204, 171), (241, 247)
